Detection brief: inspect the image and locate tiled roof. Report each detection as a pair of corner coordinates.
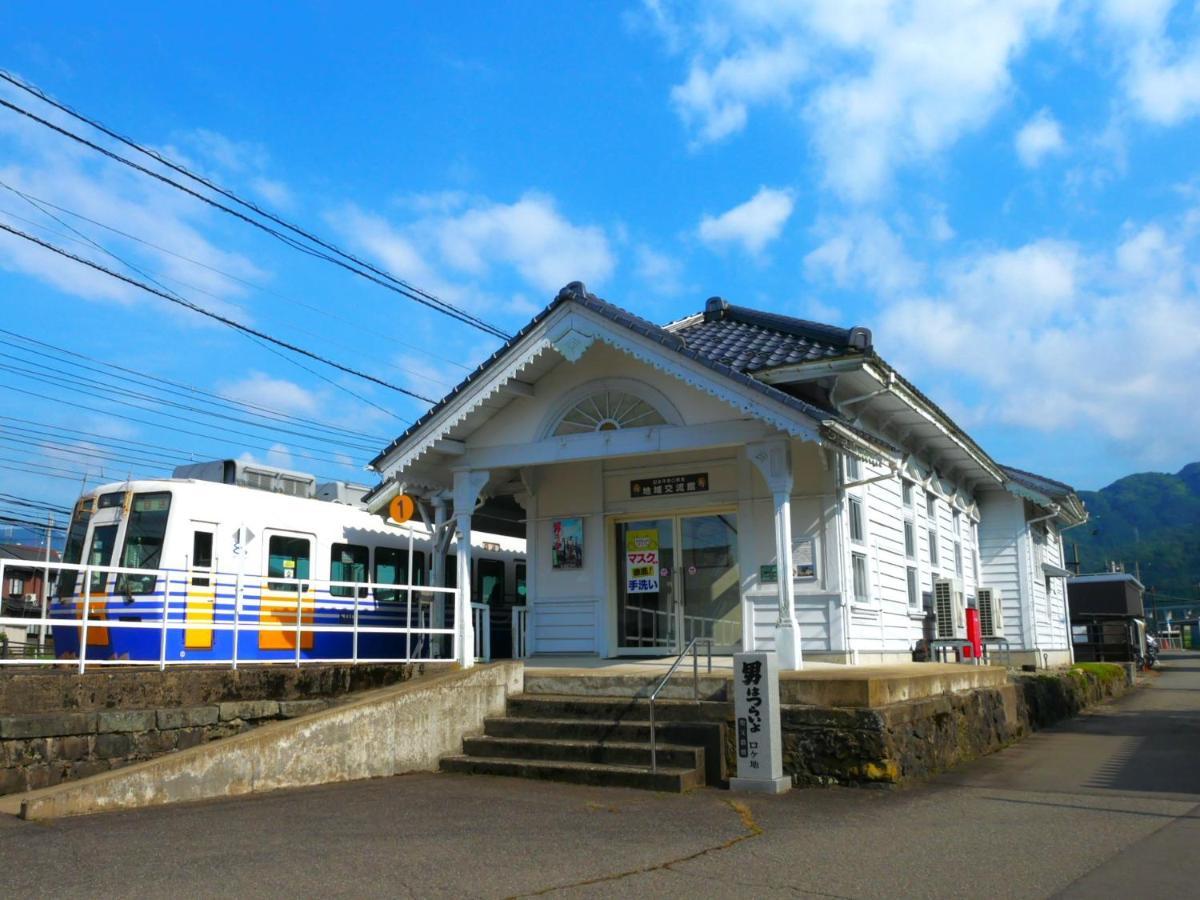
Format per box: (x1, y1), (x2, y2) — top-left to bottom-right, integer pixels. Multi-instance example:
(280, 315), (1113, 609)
(0, 543), (60, 562)
(665, 300), (870, 373)
(1000, 465), (1077, 501)
(368, 285), (888, 479)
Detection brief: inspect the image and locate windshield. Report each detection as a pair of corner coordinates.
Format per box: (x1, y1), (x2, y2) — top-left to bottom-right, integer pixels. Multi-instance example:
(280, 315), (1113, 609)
(57, 499), (92, 596)
(117, 492), (172, 594)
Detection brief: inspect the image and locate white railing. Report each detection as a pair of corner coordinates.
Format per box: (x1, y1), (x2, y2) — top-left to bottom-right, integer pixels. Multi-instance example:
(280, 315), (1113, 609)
(471, 602), (491, 662)
(0, 558), (459, 673)
(511, 606), (528, 659)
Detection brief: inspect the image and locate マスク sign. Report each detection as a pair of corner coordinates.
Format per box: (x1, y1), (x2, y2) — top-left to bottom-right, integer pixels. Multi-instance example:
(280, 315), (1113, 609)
(625, 529), (660, 594)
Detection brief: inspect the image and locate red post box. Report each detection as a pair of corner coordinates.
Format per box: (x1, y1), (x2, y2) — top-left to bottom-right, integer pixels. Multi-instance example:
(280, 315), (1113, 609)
(965, 607), (983, 660)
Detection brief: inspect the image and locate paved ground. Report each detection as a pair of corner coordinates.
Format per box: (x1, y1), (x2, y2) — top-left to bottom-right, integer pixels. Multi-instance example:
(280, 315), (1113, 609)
(2, 652), (1198, 899)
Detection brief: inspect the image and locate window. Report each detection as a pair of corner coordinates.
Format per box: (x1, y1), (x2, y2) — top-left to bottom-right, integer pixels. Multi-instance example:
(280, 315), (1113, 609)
(845, 456), (861, 480)
(58, 500), (92, 596)
(117, 493), (172, 595)
(973, 549), (980, 584)
(954, 541), (963, 576)
(476, 559), (506, 606)
(374, 548), (425, 602)
(928, 529), (938, 567)
(330, 543), (369, 598)
(848, 497), (865, 543)
(904, 521), (916, 560)
(268, 535), (310, 591)
(553, 391), (666, 435)
(852, 552), (869, 603)
(97, 491), (125, 509)
(926, 493), (936, 519)
(191, 531), (214, 587)
(516, 562), (527, 605)
(87, 524), (119, 592)
(953, 508), (961, 535)
(8, 576), (24, 595)
(902, 481), (913, 508)
(906, 566), (920, 608)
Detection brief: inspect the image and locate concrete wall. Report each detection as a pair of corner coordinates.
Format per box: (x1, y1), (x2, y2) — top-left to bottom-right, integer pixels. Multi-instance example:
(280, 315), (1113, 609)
(13, 662), (522, 820)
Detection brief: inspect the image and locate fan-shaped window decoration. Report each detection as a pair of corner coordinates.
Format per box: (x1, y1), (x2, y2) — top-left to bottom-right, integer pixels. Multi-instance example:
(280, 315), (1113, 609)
(553, 390), (667, 436)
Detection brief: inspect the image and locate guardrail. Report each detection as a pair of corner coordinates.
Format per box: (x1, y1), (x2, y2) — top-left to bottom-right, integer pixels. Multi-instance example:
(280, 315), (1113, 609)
(511, 606), (528, 659)
(471, 603), (491, 662)
(0, 558), (461, 673)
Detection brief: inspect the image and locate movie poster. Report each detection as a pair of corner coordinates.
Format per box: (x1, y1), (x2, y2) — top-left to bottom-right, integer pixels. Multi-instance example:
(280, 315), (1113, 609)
(552, 518), (584, 569)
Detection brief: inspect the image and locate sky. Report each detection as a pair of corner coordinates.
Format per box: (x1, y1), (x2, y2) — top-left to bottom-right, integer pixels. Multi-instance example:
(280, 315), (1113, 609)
(2, 0), (1200, 539)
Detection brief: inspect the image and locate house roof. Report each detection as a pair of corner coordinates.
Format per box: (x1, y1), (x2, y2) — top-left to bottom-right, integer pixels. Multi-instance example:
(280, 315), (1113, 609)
(369, 285), (891, 475)
(663, 299), (871, 373)
(1000, 464), (1087, 524)
(0, 543), (60, 562)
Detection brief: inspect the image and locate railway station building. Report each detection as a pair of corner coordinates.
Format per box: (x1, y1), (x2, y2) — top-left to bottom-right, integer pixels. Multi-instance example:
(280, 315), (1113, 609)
(365, 283), (1085, 669)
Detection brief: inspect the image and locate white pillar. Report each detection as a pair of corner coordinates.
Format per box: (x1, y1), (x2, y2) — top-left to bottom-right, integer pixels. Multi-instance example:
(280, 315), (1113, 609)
(749, 440), (802, 671)
(452, 469), (490, 668)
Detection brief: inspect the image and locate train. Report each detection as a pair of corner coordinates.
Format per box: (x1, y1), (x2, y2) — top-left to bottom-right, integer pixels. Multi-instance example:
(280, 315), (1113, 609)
(48, 459), (525, 664)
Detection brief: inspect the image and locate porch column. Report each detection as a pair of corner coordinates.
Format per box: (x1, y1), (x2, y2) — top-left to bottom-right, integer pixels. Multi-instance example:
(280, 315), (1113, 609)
(748, 440), (803, 671)
(453, 469), (490, 667)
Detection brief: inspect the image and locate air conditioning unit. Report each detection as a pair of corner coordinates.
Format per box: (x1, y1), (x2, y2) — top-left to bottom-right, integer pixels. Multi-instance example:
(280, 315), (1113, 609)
(933, 577), (967, 640)
(977, 586), (1004, 639)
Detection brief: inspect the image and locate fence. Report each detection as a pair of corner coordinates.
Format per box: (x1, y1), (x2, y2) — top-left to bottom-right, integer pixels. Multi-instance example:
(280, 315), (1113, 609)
(0, 557), (471, 673)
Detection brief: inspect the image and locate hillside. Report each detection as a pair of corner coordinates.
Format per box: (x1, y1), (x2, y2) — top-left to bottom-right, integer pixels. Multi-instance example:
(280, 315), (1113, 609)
(1070, 463), (1200, 603)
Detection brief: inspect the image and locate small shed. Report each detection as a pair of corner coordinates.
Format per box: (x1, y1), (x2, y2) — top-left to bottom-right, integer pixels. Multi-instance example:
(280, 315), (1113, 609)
(1067, 574), (1145, 663)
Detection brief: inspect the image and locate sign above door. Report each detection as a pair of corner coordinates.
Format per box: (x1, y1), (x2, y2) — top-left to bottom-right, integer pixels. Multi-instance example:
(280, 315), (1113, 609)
(630, 472), (708, 499)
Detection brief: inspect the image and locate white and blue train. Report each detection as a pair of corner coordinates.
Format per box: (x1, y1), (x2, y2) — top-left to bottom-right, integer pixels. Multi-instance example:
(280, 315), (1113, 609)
(49, 459), (525, 664)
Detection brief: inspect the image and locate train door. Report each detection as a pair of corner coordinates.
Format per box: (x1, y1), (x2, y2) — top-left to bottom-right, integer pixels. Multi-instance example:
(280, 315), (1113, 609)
(184, 522), (217, 650)
(260, 529), (315, 651)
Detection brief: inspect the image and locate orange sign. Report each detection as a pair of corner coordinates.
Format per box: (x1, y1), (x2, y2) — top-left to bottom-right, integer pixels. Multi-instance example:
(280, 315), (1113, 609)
(388, 493), (416, 524)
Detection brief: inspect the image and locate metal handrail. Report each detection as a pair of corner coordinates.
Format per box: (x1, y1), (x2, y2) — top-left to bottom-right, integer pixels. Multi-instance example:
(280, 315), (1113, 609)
(647, 636), (713, 772)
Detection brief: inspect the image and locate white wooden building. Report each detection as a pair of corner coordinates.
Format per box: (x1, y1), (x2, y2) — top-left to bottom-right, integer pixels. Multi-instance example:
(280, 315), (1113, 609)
(365, 284), (1085, 669)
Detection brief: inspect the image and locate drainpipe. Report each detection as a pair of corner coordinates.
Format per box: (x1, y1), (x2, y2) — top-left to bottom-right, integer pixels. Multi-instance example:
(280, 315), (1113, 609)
(1023, 507), (1059, 667)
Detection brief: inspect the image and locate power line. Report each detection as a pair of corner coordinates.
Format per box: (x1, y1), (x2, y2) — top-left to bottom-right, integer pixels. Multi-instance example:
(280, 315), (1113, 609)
(0, 221), (438, 405)
(0, 190), (473, 375)
(0, 181), (424, 420)
(0, 492), (73, 515)
(0, 80), (512, 340)
(0, 382), (365, 470)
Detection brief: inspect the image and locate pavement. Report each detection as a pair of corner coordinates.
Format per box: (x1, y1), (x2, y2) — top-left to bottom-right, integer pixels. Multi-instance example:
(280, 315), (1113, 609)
(2, 651), (1198, 899)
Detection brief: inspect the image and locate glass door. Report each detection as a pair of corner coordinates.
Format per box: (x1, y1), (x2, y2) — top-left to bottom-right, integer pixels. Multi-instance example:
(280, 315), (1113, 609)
(615, 512), (741, 655)
(679, 514), (740, 651)
(615, 518), (676, 653)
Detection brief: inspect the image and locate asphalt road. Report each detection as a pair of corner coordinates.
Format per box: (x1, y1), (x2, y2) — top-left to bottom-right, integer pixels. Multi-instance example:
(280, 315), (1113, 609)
(2, 652), (1198, 899)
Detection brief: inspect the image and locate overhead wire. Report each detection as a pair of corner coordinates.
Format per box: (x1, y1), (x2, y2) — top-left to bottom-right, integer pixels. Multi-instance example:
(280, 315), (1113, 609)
(0, 81), (512, 340)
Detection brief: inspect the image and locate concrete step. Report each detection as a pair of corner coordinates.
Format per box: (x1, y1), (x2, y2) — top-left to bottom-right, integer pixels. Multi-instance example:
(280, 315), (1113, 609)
(439, 755), (703, 792)
(523, 672), (730, 701)
(505, 693), (730, 723)
(461, 735), (703, 770)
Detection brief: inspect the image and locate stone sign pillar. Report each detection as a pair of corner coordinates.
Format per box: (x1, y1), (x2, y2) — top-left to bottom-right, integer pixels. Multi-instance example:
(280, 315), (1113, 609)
(730, 651), (791, 794)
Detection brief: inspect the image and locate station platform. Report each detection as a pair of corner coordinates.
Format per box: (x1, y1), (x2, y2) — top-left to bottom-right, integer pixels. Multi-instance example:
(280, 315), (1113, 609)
(521, 655), (1008, 708)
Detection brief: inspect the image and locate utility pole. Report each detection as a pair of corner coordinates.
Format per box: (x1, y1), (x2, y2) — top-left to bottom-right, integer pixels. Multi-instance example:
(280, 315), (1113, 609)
(38, 512), (53, 653)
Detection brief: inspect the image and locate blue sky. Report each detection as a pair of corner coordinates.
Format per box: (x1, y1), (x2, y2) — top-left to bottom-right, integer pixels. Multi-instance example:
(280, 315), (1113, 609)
(2, 0), (1200, 535)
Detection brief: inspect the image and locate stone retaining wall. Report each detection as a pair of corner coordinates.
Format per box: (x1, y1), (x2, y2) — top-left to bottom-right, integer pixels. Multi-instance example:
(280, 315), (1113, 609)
(0, 663), (426, 796)
(773, 664), (1131, 787)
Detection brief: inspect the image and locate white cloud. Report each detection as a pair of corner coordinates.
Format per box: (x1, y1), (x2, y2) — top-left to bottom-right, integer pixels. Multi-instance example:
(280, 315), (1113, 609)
(873, 214), (1200, 462)
(1098, 0), (1200, 125)
(698, 186), (794, 254)
(335, 191), (615, 302)
(635, 244), (685, 294)
(1015, 108), (1066, 167)
(804, 215), (923, 294)
(659, 0), (1064, 201)
(220, 372), (320, 416)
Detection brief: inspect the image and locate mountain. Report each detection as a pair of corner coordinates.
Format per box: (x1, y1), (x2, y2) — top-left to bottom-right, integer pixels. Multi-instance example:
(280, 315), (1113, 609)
(1069, 463), (1200, 604)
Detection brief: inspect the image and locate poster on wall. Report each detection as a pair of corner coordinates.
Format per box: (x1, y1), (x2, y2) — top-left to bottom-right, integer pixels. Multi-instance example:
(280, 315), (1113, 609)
(793, 538), (816, 578)
(552, 518), (584, 569)
(625, 529), (660, 593)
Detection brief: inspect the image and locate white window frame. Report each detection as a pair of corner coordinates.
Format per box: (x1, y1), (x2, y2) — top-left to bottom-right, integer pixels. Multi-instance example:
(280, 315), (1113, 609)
(902, 480), (913, 508)
(851, 551), (869, 603)
(845, 456), (861, 481)
(906, 565), (920, 609)
(926, 492), (936, 520)
(953, 508), (961, 535)
(928, 528), (939, 568)
(904, 520), (916, 560)
(954, 540), (963, 576)
(849, 496), (865, 544)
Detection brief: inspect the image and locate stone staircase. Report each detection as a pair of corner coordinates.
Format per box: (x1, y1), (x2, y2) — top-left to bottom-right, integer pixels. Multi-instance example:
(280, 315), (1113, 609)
(439, 694), (730, 792)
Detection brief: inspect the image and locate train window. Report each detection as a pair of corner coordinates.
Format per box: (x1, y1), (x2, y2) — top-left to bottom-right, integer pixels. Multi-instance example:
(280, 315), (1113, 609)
(516, 563), (527, 604)
(374, 548), (425, 602)
(476, 559), (505, 607)
(87, 524), (119, 593)
(331, 543), (370, 598)
(117, 492), (172, 594)
(97, 491), (125, 509)
(191, 531), (214, 587)
(268, 536), (310, 591)
(58, 500), (92, 595)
